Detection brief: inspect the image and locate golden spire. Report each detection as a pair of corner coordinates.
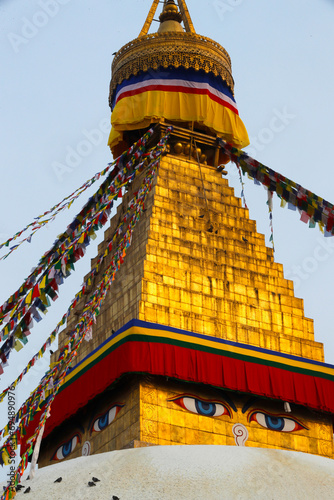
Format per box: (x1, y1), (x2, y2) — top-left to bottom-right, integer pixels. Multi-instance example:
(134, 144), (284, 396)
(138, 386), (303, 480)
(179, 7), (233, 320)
(110, 0), (234, 100)
(159, 0), (182, 22)
(158, 0), (183, 33)
(139, 0), (195, 37)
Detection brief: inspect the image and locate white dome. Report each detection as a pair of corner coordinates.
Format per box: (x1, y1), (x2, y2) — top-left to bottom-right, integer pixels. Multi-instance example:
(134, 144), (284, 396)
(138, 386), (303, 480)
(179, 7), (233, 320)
(6, 445), (334, 499)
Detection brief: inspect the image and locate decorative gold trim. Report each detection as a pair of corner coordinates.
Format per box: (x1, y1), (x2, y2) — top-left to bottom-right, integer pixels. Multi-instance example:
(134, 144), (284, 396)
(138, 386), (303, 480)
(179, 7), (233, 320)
(109, 32), (234, 106)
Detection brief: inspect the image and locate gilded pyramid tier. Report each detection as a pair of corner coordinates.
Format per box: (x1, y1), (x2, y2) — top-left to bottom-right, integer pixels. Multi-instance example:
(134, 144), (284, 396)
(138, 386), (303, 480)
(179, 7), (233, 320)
(57, 149), (323, 367)
(45, 141), (333, 466)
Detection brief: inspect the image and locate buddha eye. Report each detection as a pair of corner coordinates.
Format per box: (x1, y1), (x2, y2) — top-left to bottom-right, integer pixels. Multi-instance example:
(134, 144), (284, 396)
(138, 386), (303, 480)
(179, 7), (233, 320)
(169, 395), (231, 417)
(91, 404), (124, 434)
(249, 411), (307, 432)
(51, 434), (81, 461)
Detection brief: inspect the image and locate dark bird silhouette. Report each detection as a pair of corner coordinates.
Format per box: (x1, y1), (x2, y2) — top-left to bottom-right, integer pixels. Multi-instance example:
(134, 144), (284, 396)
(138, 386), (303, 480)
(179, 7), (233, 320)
(88, 481), (96, 487)
(23, 487), (31, 494)
(54, 477), (62, 483)
(112, 496), (120, 500)
(112, 51), (117, 55)
(92, 477), (100, 482)
(16, 485), (25, 491)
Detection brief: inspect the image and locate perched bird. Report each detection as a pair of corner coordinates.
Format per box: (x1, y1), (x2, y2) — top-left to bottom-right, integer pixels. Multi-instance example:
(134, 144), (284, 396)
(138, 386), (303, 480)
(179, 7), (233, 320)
(23, 487), (31, 494)
(88, 481), (96, 487)
(242, 237), (248, 243)
(16, 485), (25, 491)
(112, 496), (120, 500)
(92, 477), (100, 482)
(54, 477), (62, 483)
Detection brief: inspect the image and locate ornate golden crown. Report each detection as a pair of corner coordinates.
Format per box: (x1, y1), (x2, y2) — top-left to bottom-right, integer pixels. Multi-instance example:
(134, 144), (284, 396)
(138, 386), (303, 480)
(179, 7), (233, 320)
(109, 1), (234, 108)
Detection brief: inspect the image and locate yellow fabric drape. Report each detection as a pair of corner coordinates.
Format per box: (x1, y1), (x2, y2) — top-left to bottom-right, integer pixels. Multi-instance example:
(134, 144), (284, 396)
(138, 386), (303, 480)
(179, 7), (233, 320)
(108, 90), (249, 150)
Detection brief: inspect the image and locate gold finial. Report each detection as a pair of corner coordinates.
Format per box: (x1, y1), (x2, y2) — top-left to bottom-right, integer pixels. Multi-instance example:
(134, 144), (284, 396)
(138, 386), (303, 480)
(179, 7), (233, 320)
(158, 0), (183, 33)
(138, 0), (195, 37)
(159, 0), (182, 23)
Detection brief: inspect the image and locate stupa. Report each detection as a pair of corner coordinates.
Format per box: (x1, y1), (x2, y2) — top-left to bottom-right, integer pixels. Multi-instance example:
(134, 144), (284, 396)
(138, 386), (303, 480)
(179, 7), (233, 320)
(29, 0), (334, 467)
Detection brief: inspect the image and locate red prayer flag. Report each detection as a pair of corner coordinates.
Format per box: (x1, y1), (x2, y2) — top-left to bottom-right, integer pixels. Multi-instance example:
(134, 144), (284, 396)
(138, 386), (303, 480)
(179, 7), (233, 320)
(300, 211), (310, 224)
(326, 216), (334, 232)
(32, 284), (40, 299)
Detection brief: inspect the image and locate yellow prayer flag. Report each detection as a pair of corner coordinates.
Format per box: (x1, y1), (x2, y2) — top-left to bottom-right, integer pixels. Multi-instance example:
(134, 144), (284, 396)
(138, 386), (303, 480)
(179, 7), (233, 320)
(276, 185), (283, 197)
(25, 290), (33, 305)
(14, 340), (23, 352)
(39, 292), (48, 306)
(1, 450), (11, 466)
(307, 205), (315, 217)
(40, 275), (47, 289)
(78, 233), (85, 244)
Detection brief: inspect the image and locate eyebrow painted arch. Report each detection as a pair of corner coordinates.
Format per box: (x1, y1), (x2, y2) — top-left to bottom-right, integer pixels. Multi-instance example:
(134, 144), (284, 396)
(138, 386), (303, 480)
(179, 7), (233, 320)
(242, 397), (259, 414)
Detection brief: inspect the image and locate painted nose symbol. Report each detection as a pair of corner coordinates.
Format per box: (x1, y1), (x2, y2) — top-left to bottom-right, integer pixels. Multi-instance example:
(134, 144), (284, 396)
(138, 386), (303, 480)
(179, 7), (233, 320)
(82, 441), (91, 456)
(232, 423), (249, 446)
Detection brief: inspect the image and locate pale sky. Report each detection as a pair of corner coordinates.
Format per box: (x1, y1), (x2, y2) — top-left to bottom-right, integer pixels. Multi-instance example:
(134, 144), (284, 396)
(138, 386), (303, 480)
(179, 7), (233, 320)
(0, 0), (334, 481)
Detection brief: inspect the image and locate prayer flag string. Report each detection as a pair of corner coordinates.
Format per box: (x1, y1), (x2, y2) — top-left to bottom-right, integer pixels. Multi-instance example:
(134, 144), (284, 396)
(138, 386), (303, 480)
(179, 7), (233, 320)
(0, 163), (116, 260)
(0, 128), (171, 498)
(0, 128), (161, 372)
(219, 139), (334, 237)
(267, 190), (275, 252)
